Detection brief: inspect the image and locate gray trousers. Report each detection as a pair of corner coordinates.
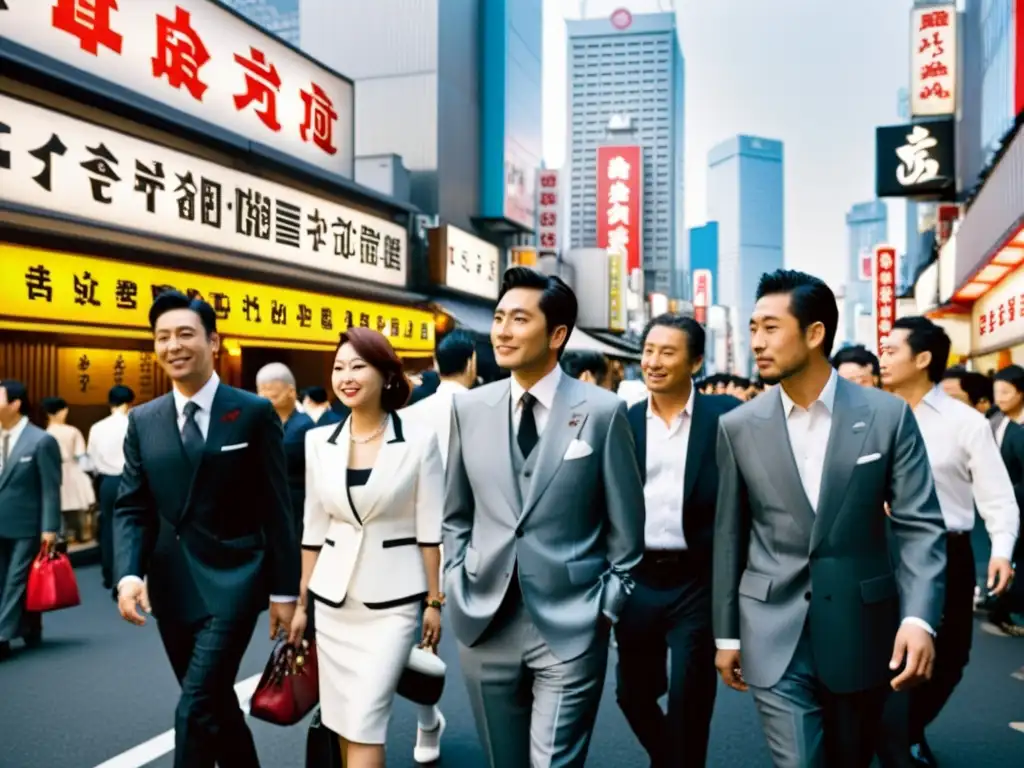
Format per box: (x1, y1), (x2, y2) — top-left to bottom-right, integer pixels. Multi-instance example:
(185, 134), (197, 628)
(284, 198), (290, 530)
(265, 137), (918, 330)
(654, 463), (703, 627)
(458, 600), (608, 768)
(749, 627), (890, 768)
(0, 536), (37, 642)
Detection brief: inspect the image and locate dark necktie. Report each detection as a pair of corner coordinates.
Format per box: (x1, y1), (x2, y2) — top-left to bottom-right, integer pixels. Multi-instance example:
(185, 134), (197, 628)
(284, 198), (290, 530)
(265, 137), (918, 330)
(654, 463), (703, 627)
(181, 401), (205, 466)
(518, 393), (539, 459)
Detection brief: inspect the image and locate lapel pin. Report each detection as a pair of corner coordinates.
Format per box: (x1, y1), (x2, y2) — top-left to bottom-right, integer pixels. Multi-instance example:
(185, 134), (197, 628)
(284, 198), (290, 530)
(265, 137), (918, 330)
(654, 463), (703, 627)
(221, 409), (241, 423)
(568, 413), (581, 428)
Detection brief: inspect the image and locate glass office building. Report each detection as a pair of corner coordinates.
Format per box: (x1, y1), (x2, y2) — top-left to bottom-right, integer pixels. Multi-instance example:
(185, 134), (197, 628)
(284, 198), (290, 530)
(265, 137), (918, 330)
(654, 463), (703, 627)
(844, 201), (889, 348)
(565, 12), (686, 297)
(222, 0), (300, 46)
(707, 135), (784, 375)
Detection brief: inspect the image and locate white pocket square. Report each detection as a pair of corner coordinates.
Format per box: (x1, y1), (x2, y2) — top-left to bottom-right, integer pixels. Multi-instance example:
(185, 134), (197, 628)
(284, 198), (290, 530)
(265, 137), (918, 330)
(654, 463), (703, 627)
(18, 456), (32, 463)
(563, 439), (593, 461)
(855, 452), (882, 465)
(220, 442), (249, 452)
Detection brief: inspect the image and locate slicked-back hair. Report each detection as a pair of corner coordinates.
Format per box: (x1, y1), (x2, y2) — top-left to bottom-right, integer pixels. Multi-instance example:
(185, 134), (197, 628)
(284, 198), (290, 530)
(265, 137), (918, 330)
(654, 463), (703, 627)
(108, 386), (136, 407)
(641, 313), (706, 361)
(891, 316), (951, 384)
(149, 290), (218, 336)
(756, 269), (839, 357)
(41, 397), (68, 415)
(498, 267), (578, 357)
(435, 330), (476, 376)
(0, 379), (29, 415)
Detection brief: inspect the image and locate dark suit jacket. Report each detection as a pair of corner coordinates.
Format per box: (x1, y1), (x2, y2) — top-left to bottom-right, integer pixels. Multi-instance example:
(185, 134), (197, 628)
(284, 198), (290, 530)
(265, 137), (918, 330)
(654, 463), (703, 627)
(282, 410), (315, 532)
(114, 384), (300, 623)
(313, 408), (343, 427)
(0, 422), (61, 539)
(998, 417), (1024, 506)
(627, 392), (741, 565)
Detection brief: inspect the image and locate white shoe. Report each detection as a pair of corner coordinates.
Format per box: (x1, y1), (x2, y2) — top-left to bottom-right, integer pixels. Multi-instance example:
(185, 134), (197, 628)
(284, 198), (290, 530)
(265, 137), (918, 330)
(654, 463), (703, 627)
(413, 709), (446, 764)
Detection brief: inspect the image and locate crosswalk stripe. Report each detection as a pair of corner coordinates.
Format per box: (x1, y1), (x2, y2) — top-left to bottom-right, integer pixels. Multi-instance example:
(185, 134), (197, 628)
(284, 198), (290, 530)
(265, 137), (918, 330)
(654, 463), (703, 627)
(91, 674), (262, 768)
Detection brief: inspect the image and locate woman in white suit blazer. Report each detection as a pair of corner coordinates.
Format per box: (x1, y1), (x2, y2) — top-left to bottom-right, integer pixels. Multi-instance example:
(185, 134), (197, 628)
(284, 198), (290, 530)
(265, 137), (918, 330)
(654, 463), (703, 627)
(291, 328), (446, 768)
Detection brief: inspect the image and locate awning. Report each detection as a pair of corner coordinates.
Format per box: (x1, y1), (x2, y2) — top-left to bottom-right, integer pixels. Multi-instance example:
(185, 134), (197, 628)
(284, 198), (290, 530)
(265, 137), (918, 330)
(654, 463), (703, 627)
(430, 295), (495, 336)
(566, 329), (640, 361)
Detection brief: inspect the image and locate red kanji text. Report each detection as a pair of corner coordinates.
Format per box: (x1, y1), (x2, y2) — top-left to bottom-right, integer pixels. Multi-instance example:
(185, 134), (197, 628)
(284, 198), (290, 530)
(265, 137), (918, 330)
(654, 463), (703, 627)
(299, 83), (338, 156)
(234, 47), (282, 131)
(52, 0), (122, 56)
(153, 7), (211, 102)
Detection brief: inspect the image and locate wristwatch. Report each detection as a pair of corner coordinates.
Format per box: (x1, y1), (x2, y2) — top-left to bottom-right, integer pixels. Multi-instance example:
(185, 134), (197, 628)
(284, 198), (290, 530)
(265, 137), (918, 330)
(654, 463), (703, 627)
(425, 593), (445, 611)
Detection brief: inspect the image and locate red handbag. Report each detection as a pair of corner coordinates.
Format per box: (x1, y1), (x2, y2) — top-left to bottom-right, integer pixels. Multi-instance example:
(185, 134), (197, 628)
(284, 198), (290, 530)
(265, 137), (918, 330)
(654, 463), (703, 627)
(25, 544), (81, 613)
(249, 639), (319, 726)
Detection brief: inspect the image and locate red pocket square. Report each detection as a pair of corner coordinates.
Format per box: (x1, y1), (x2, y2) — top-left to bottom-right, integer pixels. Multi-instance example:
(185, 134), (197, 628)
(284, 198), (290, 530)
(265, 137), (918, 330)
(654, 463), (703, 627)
(221, 409), (241, 423)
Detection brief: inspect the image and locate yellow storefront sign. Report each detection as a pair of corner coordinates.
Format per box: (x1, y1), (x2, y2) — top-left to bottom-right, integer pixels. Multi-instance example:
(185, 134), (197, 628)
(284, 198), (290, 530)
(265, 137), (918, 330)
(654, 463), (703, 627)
(0, 244), (435, 355)
(57, 348), (159, 406)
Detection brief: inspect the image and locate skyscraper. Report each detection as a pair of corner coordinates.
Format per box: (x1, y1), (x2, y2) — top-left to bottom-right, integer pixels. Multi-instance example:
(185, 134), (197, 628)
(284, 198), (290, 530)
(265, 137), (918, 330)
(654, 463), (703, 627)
(707, 135), (784, 375)
(844, 201), (889, 347)
(565, 12), (686, 297)
(222, 0), (300, 46)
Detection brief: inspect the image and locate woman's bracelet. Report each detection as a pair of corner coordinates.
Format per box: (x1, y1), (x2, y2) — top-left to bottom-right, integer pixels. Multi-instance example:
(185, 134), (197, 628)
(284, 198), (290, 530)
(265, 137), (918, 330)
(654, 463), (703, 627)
(425, 594), (445, 611)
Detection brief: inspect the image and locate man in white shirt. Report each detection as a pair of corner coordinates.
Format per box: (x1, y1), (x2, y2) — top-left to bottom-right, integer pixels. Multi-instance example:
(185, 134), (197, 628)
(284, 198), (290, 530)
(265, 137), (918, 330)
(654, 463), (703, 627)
(714, 270), (946, 768)
(87, 385), (135, 593)
(880, 317), (1018, 765)
(402, 329), (477, 468)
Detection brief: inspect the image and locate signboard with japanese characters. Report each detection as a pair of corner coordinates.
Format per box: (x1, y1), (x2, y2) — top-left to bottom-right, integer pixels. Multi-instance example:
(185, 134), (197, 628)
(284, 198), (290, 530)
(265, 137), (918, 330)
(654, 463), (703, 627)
(692, 269), (712, 325)
(608, 252), (627, 332)
(0, 95), (406, 287)
(971, 263), (1024, 355)
(56, 348), (159, 406)
(875, 119), (955, 198)
(0, 243), (436, 355)
(910, 4), (958, 117)
(873, 245), (898, 355)
(596, 145), (643, 274)
(536, 169), (560, 256)
(1, 0), (353, 176)
(438, 226), (500, 301)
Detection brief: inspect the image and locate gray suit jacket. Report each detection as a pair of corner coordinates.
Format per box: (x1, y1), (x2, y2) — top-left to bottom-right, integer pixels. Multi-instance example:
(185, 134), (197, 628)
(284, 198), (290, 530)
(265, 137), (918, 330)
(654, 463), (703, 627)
(712, 378), (947, 694)
(443, 374), (645, 661)
(0, 422), (62, 539)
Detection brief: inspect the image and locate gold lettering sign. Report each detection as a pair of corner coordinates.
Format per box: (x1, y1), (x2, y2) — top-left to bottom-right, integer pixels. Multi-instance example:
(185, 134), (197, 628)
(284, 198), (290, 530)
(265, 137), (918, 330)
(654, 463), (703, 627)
(608, 252), (626, 332)
(56, 348), (158, 406)
(0, 244), (435, 355)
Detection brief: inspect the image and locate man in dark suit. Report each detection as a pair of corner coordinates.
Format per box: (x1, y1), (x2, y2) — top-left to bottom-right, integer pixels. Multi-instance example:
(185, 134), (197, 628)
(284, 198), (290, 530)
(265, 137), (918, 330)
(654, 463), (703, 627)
(301, 386), (344, 427)
(0, 380), (62, 661)
(114, 291), (300, 768)
(618, 314), (740, 767)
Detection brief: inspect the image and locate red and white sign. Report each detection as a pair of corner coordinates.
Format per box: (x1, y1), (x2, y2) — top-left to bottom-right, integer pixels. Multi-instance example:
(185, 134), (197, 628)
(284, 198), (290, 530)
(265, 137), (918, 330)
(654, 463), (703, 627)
(2, 0), (354, 177)
(596, 145), (642, 274)
(910, 4), (958, 117)
(692, 269), (712, 324)
(873, 245), (898, 354)
(536, 169), (560, 256)
(972, 263), (1024, 354)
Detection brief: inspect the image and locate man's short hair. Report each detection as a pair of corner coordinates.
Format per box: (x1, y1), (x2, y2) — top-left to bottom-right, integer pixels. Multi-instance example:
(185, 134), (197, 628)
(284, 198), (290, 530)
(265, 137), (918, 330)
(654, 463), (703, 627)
(831, 345), (880, 377)
(108, 386), (136, 407)
(149, 290), (217, 336)
(435, 330), (476, 376)
(560, 350), (609, 382)
(0, 379), (29, 415)
(255, 362), (296, 388)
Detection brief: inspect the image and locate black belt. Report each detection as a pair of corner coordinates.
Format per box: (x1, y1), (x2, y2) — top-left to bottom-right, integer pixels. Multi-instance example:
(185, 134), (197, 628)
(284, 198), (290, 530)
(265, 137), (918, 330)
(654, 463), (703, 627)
(643, 549), (689, 565)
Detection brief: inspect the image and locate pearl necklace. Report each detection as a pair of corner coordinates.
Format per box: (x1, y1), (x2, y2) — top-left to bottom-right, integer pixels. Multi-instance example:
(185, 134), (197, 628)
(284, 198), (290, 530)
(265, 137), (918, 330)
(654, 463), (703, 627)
(350, 415), (389, 445)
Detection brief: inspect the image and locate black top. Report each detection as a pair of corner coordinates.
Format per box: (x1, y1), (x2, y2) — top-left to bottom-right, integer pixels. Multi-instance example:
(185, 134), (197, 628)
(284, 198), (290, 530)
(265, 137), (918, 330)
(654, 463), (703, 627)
(346, 467), (372, 488)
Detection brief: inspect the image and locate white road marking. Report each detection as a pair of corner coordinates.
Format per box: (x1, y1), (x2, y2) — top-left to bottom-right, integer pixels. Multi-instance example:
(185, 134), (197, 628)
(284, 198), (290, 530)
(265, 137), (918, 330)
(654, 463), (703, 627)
(92, 673), (262, 768)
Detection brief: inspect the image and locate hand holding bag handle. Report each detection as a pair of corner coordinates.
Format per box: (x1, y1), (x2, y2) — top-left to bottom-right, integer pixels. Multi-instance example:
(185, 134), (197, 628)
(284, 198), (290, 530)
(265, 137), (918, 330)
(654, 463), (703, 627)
(249, 638), (320, 726)
(25, 539), (81, 613)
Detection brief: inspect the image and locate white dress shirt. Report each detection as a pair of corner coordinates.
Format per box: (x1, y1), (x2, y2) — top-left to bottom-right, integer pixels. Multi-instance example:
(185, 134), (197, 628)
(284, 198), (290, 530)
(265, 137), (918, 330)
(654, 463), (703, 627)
(87, 411), (130, 476)
(0, 416), (29, 473)
(509, 365), (563, 439)
(400, 379), (468, 470)
(914, 387), (1020, 562)
(716, 372), (931, 652)
(643, 389), (693, 550)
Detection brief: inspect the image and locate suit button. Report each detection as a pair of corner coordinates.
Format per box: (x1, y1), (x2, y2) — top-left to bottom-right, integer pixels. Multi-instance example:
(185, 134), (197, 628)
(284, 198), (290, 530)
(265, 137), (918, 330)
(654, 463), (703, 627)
(515, 529), (523, 538)
(804, 591), (812, 601)
(524, 470), (532, 477)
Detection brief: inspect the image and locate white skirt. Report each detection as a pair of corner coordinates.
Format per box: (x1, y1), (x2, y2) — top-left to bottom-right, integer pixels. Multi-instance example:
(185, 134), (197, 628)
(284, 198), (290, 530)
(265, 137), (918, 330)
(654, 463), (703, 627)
(315, 597), (420, 744)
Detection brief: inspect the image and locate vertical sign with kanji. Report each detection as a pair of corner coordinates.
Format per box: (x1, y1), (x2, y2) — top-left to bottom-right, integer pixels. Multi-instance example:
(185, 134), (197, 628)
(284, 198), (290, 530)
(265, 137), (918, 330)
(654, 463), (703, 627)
(910, 4), (957, 117)
(692, 269), (712, 325)
(536, 169), (560, 256)
(596, 145), (642, 274)
(873, 245), (898, 355)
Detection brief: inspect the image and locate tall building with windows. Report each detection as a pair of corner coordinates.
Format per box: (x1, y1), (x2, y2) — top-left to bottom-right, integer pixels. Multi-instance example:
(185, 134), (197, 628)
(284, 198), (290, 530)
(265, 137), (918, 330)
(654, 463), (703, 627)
(565, 12), (686, 297)
(222, 0), (300, 46)
(707, 135), (784, 374)
(844, 201), (889, 347)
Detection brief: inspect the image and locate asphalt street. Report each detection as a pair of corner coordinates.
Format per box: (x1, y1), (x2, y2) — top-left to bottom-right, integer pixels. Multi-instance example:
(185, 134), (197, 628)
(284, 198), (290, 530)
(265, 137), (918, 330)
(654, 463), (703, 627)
(0, 565), (1020, 768)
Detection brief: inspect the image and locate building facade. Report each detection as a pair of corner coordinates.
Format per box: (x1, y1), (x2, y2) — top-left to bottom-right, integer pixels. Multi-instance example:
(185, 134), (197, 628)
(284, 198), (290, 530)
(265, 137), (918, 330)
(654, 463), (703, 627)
(844, 201), (889, 347)
(706, 135), (784, 375)
(689, 222), (719, 304)
(221, 0), (300, 46)
(565, 12), (686, 297)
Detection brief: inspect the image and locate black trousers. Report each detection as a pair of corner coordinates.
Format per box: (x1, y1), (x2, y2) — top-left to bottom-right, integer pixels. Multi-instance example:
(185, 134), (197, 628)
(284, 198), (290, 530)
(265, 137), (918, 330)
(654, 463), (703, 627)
(98, 474), (120, 588)
(158, 612), (261, 768)
(614, 553), (717, 768)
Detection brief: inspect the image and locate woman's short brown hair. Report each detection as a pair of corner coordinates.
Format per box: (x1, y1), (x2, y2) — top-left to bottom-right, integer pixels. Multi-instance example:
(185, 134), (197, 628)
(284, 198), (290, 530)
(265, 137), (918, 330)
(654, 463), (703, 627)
(336, 327), (411, 411)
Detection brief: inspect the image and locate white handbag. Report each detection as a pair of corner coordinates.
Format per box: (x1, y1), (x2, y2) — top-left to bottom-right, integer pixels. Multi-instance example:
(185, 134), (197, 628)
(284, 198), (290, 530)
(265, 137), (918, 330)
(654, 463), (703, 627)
(396, 645), (446, 705)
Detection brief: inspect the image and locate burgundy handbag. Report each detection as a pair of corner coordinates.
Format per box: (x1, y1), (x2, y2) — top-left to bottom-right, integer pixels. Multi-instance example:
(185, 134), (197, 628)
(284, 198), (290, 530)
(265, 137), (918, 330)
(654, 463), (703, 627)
(249, 639), (319, 726)
(25, 544), (81, 613)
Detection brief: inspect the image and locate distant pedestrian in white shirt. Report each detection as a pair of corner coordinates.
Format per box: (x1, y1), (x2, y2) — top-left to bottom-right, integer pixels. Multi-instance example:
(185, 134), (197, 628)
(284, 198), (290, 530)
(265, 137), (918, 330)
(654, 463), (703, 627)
(402, 330), (476, 470)
(880, 316), (1019, 764)
(86, 385), (135, 592)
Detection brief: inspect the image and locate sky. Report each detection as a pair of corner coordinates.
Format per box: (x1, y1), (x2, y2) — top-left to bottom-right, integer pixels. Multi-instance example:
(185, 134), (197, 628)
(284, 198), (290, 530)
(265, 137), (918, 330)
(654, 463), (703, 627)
(542, 0), (912, 289)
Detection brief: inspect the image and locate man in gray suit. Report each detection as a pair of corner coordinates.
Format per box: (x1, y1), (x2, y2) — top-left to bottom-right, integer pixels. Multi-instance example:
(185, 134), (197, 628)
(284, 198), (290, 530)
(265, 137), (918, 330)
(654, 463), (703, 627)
(443, 267), (645, 768)
(713, 270), (947, 768)
(0, 379), (62, 662)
